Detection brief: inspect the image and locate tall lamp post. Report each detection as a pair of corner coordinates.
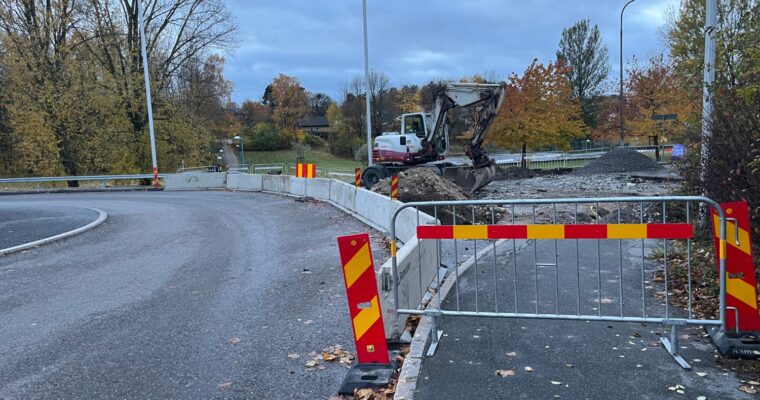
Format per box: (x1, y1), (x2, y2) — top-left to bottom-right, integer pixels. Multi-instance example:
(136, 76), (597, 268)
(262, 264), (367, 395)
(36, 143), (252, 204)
(234, 135), (245, 166)
(620, 0), (637, 147)
(362, 0), (373, 166)
(136, 0), (159, 187)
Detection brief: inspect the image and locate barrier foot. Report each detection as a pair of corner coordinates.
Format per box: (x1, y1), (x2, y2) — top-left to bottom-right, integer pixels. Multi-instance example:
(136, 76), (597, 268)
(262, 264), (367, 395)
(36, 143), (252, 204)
(426, 316), (444, 357)
(661, 325), (691, 370)
(338, 360), (397, 395)
(709, 327), (760, 359)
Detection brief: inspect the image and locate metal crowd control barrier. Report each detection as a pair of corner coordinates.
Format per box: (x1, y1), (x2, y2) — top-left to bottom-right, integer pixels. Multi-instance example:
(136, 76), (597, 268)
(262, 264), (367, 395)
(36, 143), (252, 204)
(389, 196), (728, 369)
(250, 163), (286, 174)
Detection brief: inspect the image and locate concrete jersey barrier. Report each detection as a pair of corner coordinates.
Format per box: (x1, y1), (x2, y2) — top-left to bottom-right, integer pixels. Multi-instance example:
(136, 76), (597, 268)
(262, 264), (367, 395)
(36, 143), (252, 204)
(222, 172), (438, 341)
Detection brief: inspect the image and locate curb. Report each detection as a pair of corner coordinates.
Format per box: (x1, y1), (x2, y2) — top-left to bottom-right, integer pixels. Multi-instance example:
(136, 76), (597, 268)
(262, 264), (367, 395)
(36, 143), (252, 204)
(394, 239), (529, 400)
(0, 207), (108, 256)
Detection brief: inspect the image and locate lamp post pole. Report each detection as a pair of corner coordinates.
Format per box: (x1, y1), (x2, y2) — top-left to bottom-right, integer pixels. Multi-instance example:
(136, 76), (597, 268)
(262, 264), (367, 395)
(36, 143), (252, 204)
(136, 0), (159, 187)
(620, 0), (636, 147)
(362, 0), (373, 166)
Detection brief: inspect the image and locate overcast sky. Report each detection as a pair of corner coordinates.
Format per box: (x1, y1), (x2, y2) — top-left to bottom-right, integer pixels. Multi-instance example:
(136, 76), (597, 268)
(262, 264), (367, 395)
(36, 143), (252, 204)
(223, 0), (680, 104)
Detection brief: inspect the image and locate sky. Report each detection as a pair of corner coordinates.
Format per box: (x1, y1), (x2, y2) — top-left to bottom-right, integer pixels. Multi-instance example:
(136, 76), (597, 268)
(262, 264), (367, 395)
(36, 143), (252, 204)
(223, 0), (681, 104)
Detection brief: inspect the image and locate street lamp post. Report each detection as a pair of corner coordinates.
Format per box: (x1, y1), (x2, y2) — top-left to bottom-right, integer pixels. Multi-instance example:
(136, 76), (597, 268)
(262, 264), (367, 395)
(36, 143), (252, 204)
(136, 0), (159, 188)
(362, 0), (373, 166)
(234, 135), (245, 165)
(620, 0), (636, 147)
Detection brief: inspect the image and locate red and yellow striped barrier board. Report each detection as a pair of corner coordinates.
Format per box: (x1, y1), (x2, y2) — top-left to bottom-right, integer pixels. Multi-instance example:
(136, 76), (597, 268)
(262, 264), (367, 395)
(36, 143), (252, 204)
(417, 223), (694, 240)
(337, 233), (390, 364)
(355, 168), (362, 188)
(296, 163), (316, 178)
(711, 201), (760, 332)
(390, 175), (399, 200)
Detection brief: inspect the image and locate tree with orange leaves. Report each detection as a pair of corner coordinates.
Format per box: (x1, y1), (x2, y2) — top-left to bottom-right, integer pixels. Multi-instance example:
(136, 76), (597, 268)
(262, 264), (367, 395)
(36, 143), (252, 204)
(625, 56), (694, 145)
(489, 59), (585, 166)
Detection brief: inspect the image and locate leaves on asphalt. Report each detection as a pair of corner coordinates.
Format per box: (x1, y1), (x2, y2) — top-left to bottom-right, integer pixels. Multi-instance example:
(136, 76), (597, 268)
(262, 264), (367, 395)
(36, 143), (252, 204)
(495, 369), (514, 377)
(506, 351), (517, 357)
(217, 381), (232, 389)
(227, 337), (242, 345)
(739, 385), (758, 394)
(695, 372), (707, 377)
(550, 381), (562, 385)
(287, 353), (300, 359)
(524, 366), (533, 373)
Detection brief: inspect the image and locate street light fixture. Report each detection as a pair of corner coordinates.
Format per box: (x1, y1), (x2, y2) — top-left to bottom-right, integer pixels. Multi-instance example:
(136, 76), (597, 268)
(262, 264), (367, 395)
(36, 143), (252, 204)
(233, 135), (245, 165)
(620, 0), (637, 147)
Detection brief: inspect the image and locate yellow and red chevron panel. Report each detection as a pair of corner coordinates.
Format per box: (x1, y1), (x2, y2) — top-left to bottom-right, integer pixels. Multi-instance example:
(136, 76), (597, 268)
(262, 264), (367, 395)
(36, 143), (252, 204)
(296, 163), (316, 178)
(417, 223), (694, 240)
(337, 233), (390, 364)
(355, 168), (362, 188)
(711, 201), (760, 332)
(390, 175), (399, 200)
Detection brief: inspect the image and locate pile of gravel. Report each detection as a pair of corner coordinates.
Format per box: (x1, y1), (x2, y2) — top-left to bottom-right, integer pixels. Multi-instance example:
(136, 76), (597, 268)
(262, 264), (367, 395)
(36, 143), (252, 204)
(575, 147), (664, 175)
(372, 167), (469, 202)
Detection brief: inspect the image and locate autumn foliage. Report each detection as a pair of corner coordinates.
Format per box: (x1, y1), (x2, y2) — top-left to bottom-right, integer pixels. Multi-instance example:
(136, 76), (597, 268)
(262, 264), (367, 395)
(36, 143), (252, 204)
(489, 59), (585, 164)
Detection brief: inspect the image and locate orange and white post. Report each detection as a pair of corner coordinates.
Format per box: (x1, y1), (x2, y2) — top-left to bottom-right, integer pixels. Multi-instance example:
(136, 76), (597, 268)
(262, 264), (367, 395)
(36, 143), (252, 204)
(336, 233), (390, 364)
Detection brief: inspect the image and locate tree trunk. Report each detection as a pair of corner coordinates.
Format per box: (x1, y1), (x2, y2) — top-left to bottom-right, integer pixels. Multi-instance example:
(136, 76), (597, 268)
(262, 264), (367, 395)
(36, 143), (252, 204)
(520, 142), (527, 169)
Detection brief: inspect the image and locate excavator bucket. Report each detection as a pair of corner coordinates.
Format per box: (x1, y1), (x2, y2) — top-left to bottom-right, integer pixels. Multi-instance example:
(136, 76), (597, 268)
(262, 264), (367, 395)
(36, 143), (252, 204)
(442, 164), (496, 194)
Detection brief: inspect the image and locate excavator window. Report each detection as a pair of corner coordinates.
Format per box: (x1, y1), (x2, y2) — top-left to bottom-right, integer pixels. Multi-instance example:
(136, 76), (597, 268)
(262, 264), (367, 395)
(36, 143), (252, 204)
(404, 114), (425, 138)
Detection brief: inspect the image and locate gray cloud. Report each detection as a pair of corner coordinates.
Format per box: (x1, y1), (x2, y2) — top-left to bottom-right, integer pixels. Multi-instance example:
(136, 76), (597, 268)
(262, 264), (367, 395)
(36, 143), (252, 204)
(224, 0), (679, 103)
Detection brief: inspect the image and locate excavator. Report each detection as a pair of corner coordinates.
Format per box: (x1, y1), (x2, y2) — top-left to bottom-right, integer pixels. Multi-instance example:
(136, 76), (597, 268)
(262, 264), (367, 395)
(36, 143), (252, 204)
(363, 82), (506, 193)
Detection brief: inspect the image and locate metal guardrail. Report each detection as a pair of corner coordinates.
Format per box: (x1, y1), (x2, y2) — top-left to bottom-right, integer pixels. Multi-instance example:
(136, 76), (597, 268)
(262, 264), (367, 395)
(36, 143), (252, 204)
(177, 166), (221, 173)
(390, 196), (727, 370)
(0, 174), (163, 184)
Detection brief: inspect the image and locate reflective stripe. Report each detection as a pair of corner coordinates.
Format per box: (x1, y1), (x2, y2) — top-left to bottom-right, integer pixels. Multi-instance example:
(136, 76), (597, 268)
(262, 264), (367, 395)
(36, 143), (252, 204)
(353, 296), (380, 340)
(343, 243), (371, 288)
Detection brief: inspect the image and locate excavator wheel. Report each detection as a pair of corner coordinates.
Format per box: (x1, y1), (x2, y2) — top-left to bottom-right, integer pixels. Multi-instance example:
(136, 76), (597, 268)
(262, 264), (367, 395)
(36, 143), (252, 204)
(362, 165), (390, 189)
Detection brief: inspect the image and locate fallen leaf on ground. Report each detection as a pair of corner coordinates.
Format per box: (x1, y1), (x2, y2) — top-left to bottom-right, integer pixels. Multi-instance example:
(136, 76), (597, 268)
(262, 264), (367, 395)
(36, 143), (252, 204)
(217, 382), (232, 389)
(495, 369), (514, 377)
(739, 386), (758, 394)
(565, 364), (574, 368)
(355, 388), (375, 400)
(322, 352), (338, 361)
(696, 396), (706, 400)
(524, 366), (533, 372)
(305, 360), (319, 368)
(696, 372), (707, 377)
(506, 352), (517, 357)
(227, 337), (242, 345)
(551, 381), (562, 385)
(748, 381), (760, 385)
(287, 353), (300, 359)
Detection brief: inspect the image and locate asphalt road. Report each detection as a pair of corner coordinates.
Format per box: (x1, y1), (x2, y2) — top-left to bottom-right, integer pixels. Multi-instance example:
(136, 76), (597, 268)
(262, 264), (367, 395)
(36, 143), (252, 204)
(0, 191), (386, 399)
(417, 238), (751, 400)
(0, 206), (100, 250)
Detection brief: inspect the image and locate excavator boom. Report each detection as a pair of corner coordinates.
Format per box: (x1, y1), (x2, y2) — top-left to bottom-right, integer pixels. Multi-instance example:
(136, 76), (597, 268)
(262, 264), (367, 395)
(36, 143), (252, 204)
(427, 82), (506, 193)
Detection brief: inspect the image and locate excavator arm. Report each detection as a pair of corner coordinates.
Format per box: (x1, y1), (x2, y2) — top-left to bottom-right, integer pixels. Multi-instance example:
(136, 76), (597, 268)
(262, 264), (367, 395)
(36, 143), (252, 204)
(425, 82), (507, 192)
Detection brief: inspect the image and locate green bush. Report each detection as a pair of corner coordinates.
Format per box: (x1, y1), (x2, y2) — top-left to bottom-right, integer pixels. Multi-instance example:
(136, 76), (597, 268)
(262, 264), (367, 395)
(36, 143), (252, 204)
(245, 123), (291, 151)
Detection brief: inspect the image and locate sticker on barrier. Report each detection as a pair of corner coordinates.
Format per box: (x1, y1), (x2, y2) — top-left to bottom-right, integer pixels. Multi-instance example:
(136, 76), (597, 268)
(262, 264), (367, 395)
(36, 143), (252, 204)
(389, 196), (734, 370)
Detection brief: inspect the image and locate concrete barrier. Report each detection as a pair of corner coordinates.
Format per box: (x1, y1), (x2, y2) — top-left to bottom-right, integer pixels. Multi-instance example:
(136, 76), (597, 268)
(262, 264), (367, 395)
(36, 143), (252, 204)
(262, 174), (291, 193)
(355, 189), (394, 231)
(227, 173), (263, 191)
(225, 172), (438, 341)
(330, 180), (356, 211)
(379, 238), (439, 339)
(165, 172), (226, 191)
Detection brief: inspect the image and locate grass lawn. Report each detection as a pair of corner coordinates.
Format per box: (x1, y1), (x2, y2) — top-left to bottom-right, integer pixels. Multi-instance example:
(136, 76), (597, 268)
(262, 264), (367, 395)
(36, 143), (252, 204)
(243, 149), (362, 171)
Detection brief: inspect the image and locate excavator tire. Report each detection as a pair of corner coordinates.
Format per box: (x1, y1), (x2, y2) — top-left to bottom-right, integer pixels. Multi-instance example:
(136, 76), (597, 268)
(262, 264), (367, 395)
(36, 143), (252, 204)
(362, 165), (390, 189)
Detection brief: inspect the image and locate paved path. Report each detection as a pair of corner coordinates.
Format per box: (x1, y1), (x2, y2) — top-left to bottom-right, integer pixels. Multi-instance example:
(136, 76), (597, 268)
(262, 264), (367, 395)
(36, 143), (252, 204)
(0, 191), (384, 399)
(0, 206), (100, 250)
(416, 238), (750, 400)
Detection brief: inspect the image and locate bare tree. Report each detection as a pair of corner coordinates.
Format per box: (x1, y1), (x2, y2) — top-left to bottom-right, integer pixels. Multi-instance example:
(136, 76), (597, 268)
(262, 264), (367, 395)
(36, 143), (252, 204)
(76, 0), (237, 136)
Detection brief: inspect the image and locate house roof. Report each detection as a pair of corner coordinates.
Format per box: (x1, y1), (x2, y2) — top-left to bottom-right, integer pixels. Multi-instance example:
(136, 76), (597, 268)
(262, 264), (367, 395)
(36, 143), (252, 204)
(299, 116), (329, 128)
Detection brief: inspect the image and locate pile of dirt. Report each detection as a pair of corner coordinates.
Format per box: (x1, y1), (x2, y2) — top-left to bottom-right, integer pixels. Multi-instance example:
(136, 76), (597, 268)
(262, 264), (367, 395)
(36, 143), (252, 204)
(372, 167), (505, 224)
(372, 167), (469, 202)
(575, 147), (664, 175)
